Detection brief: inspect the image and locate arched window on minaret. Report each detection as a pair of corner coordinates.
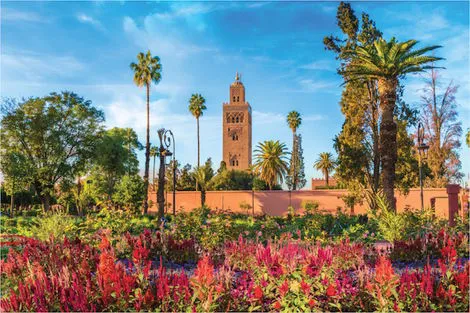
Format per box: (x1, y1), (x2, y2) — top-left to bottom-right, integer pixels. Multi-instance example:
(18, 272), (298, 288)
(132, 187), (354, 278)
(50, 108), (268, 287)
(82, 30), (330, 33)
(236, 117), (239, 123)
(237, 96), (239, 102)
(233, 96), (236, 102)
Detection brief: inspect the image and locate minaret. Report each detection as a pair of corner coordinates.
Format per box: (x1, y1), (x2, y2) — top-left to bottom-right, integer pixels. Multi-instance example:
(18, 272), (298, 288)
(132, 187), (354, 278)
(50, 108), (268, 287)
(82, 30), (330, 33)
(222, 73), (252, 170)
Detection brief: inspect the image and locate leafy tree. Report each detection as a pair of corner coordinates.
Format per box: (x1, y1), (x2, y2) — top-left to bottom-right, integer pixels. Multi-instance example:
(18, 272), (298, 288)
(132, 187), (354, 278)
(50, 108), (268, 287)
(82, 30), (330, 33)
(0, 151), (29, 214)
(288, 134), (306, 190)
(314, 152), (336, 186)
(178, 164), (196, 191)
(420, 69), (463, 186)
(210, 167), (253, 190)
(325, 3), (382, 193)
(343, 37), (442, 210)
(113, 174), (145, 211)
(0, 92), (104, 211)
(253, 140), (289, 190)
(90, 127), (142, 203)
(188, 94), (207, 169)
(130, 50), (162, 214)
(286, 111), (302, 190)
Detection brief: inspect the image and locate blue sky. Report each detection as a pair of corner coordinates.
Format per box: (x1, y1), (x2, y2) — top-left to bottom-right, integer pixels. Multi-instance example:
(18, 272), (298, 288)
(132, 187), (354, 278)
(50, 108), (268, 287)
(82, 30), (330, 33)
(1, 1), (469, 188)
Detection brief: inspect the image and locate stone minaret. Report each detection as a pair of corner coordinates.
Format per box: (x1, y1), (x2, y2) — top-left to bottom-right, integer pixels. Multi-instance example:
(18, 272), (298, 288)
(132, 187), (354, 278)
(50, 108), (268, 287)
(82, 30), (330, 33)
(222, 72), (252, 170)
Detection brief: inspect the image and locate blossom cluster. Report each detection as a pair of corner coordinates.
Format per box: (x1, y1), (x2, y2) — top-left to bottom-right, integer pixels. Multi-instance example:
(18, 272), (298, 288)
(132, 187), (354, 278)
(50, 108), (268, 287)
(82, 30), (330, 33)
(0, 230), (468, 312)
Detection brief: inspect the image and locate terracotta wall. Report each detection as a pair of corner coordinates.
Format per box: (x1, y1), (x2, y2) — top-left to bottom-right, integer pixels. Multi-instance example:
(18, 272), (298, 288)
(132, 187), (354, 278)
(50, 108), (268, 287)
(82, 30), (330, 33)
(149, 188), (452, 217)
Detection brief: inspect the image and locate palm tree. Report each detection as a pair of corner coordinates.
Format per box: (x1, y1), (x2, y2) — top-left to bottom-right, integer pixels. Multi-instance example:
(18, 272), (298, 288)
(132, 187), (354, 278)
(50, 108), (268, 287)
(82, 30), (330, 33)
(286, 111), (302, 190)
(130, 50), (162, 214)
(344, 37), (441, 210)
(314, 152), (336, 187)
(253, 140), (289, 190)
(150, 146), (158, 186)
(193, 166), (210, 207)
(188, 94), (207, 168)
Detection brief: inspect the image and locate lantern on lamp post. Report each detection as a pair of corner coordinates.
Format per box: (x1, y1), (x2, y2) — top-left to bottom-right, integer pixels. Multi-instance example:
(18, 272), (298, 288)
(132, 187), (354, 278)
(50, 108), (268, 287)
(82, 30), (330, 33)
(417, 122), (429, 210)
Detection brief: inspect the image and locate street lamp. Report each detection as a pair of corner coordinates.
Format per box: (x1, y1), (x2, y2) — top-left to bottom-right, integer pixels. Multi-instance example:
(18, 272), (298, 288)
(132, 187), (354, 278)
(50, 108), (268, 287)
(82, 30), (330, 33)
(157, 128), (176, 217)
(417, 122), (429, 210)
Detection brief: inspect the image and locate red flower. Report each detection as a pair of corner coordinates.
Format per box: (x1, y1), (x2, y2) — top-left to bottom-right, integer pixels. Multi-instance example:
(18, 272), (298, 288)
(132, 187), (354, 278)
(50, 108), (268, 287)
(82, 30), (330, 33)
(253, 285), (263, 300)
(300, 280), (310, 296)
(326, 284), (336, 297)
(279, 280), (289, 297)
(273, 301), (281, 310)
(375, 256), (395, 285)
(308, 299), (316, 308)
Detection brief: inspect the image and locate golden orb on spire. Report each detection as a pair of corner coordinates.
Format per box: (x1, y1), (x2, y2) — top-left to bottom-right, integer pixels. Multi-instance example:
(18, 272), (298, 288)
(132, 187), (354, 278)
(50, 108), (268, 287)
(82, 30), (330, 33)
(235, 71), (240, 81)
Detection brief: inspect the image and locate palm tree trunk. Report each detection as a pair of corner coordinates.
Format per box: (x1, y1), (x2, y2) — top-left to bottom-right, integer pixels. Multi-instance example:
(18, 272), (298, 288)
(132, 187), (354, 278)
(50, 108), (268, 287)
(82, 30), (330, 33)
(325, 170), (329, 187)
(143, 83), (150, 215)
(196, 117), (200, 192)
(378, 78), (398, 211)
(292, 131), (297, 191)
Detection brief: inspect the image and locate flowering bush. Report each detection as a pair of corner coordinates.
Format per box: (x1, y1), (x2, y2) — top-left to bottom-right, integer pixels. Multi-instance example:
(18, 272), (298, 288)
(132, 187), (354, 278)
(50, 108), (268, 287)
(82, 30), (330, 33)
(1, 229), (468, 312)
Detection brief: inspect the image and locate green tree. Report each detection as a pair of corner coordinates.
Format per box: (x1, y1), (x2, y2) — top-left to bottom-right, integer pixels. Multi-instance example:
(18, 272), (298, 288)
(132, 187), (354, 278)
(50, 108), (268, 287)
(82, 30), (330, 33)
(0, 92), (104, 211)
(467, 129), (470, 148)
(314, 152), (336, 186)
(253, 140), (289, 190)
(188, 94), (207, 169)
(325, 3), (382, 193)
(130, 50), (162, 214)
(178, 164), (196, 191)
(0, 151), (29, 215)
(344, 37), (442, 209)
(89, 127), (142, 204)
(113, 174), (145, 211)
(286, 111), (302, 190)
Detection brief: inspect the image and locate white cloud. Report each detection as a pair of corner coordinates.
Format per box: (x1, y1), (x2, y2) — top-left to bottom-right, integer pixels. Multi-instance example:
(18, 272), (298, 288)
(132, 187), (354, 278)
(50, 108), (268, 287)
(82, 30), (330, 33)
(1, 51), (85, 83)
(76, 13), (105, 31)
(297, 79), (339, 93)
(1, 8), (45, 23)
(300, 60), (336, 71)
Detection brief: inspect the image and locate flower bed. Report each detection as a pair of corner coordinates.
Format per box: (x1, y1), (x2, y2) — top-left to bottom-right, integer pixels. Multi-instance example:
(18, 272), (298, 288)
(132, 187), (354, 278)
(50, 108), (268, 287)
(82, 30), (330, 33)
(1, 229), (468, 312)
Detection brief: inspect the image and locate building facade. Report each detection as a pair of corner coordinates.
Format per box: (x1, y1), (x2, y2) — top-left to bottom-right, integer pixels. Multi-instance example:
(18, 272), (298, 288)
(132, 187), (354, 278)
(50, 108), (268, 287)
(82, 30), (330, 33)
(222, 73), (252, 170)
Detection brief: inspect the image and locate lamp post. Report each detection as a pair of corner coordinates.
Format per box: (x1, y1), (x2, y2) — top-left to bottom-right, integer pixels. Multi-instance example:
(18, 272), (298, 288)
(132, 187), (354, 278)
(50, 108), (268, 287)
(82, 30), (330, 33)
(157, 128), (176, 218)
(417, 122), (429, 210)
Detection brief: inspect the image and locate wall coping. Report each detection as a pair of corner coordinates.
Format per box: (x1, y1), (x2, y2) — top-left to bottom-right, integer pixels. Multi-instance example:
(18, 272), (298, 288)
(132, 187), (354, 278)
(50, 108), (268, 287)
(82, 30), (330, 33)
(150, 188), (449, 194)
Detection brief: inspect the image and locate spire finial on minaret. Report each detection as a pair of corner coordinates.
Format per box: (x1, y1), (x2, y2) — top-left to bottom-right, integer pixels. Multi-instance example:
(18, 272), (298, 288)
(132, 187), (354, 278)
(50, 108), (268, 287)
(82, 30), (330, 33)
(235, 71), (239, 81)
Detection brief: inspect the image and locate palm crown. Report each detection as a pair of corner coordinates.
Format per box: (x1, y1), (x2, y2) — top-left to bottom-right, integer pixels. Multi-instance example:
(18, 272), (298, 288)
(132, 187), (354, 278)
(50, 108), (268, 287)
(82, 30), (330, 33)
(314, 152), (336, 175)
(344, 38), (442, 80)
(130, 50), (162, 87)
(189, 94), (207, 118)
(287, 111), (302, 133)
(253, 140), (289, 189)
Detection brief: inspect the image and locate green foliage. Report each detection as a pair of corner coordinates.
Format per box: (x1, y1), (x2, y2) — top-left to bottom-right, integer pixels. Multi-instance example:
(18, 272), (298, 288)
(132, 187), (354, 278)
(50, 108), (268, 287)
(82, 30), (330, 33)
(210, 168), (253, 190)
(288, 134), (306, 190)
(0, 92), (104, 210)
(369, 193), (405, 242)
(90, 127), (143, 203)
(301, 200), (319, 215)
(26, 212), (80, 241)
(112, 174), (145, 211)
(253, 140), (289, 190)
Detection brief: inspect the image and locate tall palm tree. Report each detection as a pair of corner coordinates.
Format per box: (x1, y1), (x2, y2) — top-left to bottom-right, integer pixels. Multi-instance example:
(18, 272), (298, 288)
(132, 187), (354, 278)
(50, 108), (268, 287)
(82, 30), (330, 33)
(314, 152), (336, 187)
(188, 94), (207, 168)
(286, 111), (302, 190)
(344, 37), (441, 210)
(150, 146), (158, 186)
(253, 140), (289, 190)
(130, 50), (162, 214)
